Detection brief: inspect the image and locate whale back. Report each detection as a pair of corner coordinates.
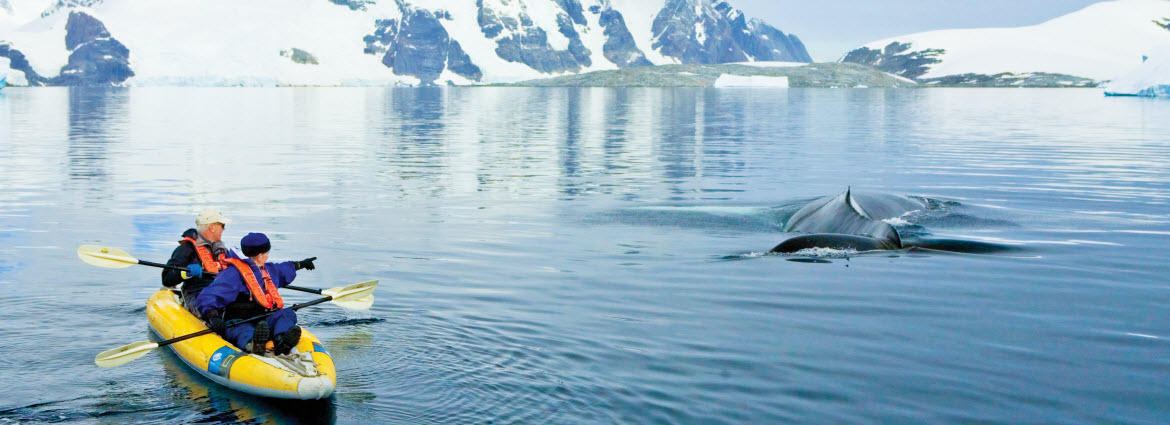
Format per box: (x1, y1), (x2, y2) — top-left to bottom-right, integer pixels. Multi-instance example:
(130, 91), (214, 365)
(847, 192), (925, 221)
(783, 189), (905, 250)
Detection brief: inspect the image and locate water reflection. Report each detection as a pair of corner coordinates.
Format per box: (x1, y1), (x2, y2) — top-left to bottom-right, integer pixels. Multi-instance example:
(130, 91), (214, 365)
(158, 348), (338, 424)
(558, 88), (585, 198)
(66, 87), (128, 186)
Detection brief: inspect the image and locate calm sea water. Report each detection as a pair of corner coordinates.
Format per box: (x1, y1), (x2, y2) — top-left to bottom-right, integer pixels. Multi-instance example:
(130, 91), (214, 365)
(1, 87), (1169, 424)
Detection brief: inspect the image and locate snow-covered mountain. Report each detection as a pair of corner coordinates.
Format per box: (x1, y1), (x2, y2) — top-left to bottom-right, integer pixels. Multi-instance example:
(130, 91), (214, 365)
(0, 0), (811, 86)
(841, 0), (1170, 85)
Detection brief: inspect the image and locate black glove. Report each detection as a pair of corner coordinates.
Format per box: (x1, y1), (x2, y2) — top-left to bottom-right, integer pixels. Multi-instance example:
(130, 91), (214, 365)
(294, 257), (317, 271)
(205, 308), (225, 334)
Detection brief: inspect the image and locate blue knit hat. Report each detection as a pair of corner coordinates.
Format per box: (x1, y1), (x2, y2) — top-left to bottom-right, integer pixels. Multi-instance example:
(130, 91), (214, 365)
(241, 232), (271, 257)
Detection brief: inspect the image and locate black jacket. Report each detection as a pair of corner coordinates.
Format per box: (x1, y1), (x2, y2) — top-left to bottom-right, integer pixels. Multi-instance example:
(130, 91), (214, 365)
(162, 228), (227, 295)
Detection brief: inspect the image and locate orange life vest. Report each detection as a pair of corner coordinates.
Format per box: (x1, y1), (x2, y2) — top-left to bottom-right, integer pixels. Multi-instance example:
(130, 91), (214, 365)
(223, 257), (285, 310)
(180, 236), (227, 274)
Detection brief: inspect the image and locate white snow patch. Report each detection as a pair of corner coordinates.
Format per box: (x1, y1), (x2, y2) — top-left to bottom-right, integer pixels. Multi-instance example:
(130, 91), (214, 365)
(886, 73), (917, 84)
(852, 0), (1170, 80)
(1, 10), (70, 78)
(83, 0), (414, 86)
(511, 0), (571, 51)
(0, 0), (56, 26)
(608, 0), (673, 64)
(713, 74), (788, 87)
(575, 2), (619, 73)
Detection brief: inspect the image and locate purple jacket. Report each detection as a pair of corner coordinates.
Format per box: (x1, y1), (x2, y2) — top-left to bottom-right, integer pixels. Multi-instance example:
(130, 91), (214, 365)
(196, 258), (298, 316)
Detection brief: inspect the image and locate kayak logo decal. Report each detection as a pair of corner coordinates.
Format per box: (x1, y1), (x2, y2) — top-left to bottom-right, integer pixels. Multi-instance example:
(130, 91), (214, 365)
(208, 346), (242, 378)
(312, 342), (328, 355)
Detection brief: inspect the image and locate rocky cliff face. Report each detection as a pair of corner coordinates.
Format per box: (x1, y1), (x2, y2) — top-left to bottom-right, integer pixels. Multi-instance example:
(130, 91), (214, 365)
(0, 43), (46, 85)
(597, 8), (652, 68)
(0, 0), (811, 86)
(476, 0), (592, 73)
(53, 11), (133, 86)
(651, 0), (810, 64)
(0, 11), (132, 86)
(365, 8), (484, 84)
(840, 42), (943, 81)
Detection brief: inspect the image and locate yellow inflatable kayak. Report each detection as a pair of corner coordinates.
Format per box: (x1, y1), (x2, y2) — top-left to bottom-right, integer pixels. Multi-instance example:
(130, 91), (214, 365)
(145, 289), (336, 400)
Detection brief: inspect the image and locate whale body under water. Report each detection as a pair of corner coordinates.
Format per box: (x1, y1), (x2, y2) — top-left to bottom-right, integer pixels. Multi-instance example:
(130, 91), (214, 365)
(771, 189), (1019, 254)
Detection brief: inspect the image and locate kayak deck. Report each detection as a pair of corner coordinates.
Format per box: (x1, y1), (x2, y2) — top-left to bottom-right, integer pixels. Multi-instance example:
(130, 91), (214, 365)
(145, 289), (336, 399)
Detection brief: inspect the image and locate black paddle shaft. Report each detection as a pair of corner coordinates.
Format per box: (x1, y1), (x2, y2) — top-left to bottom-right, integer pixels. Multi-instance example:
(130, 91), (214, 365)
(140, 259), (319, 294)
(144, 260), (216, 277)
(154, 296), (335, 348)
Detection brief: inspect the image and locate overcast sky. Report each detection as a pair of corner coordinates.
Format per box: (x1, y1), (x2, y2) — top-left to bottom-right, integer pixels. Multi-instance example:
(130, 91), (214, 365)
(731, 0), (1103, 61)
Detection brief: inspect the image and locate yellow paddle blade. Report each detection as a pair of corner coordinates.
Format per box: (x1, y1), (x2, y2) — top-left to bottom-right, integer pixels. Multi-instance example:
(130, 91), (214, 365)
(330, 294), (374, 310)
(95, 341), (159, 368)
(321, 283), (376, 310)
(77, 245), (138, 269)
(326, 280), (378, 303)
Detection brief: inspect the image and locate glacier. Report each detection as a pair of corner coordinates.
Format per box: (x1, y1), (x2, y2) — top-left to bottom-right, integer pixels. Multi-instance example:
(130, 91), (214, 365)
(1104, 45), (1170, 97)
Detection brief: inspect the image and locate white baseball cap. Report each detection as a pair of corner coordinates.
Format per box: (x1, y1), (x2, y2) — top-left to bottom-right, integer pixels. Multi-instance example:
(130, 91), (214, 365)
(195, 208), (233, 226)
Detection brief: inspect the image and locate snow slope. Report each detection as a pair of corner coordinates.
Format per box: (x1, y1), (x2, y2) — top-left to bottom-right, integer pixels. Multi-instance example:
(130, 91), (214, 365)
(847, 0), (1170, 80)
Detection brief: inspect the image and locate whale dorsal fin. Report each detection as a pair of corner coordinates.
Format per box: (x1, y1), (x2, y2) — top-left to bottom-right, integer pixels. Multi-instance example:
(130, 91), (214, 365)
(844, 187), (872, 219)
(784, 188), (901, 249)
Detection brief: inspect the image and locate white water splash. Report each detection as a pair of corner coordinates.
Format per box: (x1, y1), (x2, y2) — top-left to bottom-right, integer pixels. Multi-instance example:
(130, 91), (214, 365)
(883, 216), (911, 226)
(788, 247), (858, 258)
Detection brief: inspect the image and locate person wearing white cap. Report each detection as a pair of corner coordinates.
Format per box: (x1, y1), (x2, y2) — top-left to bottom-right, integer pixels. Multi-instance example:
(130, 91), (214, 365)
(162, 208), (240, 316)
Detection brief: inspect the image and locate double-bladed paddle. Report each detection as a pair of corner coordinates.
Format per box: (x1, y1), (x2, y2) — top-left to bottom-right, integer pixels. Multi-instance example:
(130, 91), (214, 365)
(77, 245), (374, 310)
(93, 279), (378, 368)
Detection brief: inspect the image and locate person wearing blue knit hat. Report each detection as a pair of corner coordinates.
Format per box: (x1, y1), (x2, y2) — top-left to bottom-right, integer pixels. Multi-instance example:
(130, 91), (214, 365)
(196, 232), (317, 355)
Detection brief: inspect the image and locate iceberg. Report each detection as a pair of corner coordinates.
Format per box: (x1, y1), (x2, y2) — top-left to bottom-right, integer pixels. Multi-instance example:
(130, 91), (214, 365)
(1104, 46), (1170, 97)
(713, 74), (789, 88)
(1, 57), (7, 90)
